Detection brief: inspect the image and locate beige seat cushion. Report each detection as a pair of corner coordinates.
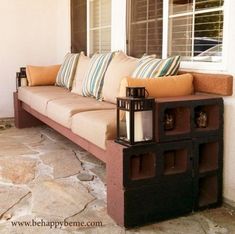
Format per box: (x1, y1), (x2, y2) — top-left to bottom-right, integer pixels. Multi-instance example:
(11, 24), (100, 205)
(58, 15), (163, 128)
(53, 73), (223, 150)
(46, 95), (116, 128)
(71, 53), (91, 95)
(71, 109), (116, 150)
(102, 51), (139, 103)
(18, 86), (70, 114)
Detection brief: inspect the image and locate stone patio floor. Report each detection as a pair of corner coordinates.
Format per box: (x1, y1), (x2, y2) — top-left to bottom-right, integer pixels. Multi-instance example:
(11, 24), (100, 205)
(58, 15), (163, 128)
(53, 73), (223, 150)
(0, 120), (235, 234)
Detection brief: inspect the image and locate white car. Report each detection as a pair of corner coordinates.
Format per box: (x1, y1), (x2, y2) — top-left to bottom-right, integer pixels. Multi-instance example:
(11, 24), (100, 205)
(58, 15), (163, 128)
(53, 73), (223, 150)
(193, 44), (222, 62)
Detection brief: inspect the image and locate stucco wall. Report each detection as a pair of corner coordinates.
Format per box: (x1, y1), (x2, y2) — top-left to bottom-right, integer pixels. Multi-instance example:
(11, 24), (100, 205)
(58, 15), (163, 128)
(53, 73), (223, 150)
(221, 0), (235, 205)
(223, 98), (235, 205)
(0, 0), (70, 118)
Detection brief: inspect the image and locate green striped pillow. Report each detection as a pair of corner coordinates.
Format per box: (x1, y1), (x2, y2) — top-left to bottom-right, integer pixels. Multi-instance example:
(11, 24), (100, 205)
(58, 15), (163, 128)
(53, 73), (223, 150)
(132, 55), (181, 78)
(82, 52), (113, 100)
(56, 53), (80, 89)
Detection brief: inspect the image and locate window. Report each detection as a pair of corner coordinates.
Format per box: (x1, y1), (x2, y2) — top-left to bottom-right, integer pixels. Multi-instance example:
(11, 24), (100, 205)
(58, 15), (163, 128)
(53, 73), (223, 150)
(128, 0), (224, 65)
(128, 0), (163, 58)
(71, 0), (87, 53)
(88, 0), (112, 55)
(168, 0), (224, 63)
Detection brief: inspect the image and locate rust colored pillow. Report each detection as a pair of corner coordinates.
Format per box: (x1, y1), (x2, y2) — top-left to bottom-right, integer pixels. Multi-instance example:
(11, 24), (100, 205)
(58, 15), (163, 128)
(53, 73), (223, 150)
(119, 74), (194, 98)
(26, 65), (61, 86)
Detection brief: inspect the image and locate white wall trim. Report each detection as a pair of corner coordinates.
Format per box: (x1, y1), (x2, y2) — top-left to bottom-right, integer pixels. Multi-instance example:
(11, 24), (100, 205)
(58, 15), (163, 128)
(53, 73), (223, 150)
(111, 0), (127, 52)
(162, 0), (169, 58)
(87, 0), (90, 55)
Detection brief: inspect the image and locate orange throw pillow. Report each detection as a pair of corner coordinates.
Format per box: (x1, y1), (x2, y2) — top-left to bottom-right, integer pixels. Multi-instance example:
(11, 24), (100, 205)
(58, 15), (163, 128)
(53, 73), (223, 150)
(26, 65), (61, 86)
(119, 74), (194, 98)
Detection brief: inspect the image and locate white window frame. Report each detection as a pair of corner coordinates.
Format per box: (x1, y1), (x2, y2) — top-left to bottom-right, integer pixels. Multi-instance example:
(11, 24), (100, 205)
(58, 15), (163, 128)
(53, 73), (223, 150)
(164, 0), (228, 71)
(87, 0), (112, 55)
(126, 0), (228, 71)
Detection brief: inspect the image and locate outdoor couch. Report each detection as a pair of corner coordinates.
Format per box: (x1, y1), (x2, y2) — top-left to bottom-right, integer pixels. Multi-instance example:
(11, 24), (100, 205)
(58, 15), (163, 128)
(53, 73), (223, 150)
(14, 52), (233, 227)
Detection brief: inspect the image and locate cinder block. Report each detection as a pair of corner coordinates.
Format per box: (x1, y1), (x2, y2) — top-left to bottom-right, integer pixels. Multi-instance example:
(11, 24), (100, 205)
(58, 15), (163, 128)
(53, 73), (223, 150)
(155, 95), (223, 142)
(194, 172), (222, 210)
(193, 135), (223, 210)
(192, 98), (223, 138)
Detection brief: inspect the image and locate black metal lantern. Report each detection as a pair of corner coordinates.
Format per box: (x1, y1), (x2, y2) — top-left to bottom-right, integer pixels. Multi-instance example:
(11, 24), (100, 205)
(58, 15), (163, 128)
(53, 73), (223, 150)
(16, 72), (21, 90)
(116, 87), (155, 146)
(16, 67), (27, 90)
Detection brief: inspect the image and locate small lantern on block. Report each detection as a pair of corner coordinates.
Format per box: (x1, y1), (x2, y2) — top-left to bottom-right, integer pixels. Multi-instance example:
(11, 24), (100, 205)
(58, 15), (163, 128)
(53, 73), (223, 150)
(116, 87), (155, 146)
(16, 67), (27, 90)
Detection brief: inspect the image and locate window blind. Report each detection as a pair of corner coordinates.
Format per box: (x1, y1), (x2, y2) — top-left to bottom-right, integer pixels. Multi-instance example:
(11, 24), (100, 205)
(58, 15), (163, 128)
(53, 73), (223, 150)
(89, 0), (111, 55)
(128, 0), (163, 58)
(127, 0), (224, 63)
(71, 0), (87, 53)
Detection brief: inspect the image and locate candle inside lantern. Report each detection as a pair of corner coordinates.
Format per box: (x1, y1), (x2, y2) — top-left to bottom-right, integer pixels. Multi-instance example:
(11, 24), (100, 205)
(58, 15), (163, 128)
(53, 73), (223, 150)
(21, 78), (27, 87)
(126, 111), (153, 142)
(126, 112), (143, 141)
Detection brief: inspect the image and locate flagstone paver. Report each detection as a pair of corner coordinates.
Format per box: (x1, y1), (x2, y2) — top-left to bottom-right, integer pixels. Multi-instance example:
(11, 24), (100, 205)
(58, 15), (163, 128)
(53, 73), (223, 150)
(0, 124), (234, 233)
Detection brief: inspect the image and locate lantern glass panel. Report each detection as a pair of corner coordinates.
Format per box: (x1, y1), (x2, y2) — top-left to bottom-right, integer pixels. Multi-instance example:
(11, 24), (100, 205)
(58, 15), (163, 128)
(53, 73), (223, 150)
(129, 110), (152, 142)
(117, 96), (155, 145)
(119, 110), (153, 142)
(118, 110), (128, 141)
(141, 110), (153, 141)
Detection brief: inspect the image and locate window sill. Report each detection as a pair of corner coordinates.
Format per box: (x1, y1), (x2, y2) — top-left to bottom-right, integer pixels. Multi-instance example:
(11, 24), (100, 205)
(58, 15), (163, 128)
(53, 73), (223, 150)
(180, 61), (227, 73)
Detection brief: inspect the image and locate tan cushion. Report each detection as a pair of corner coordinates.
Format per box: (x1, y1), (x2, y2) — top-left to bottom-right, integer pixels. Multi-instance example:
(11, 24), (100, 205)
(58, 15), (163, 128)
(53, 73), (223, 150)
(102, 51), (139, 103)
(26, 65), (61, 86)
(18, 86), (49, 104)
(18, 86), (70, 115)
(119, 74), (194, 98)
(46, 96), (116, 128)
(71, 110), (116, 150)
(71, 53), (91, 95)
